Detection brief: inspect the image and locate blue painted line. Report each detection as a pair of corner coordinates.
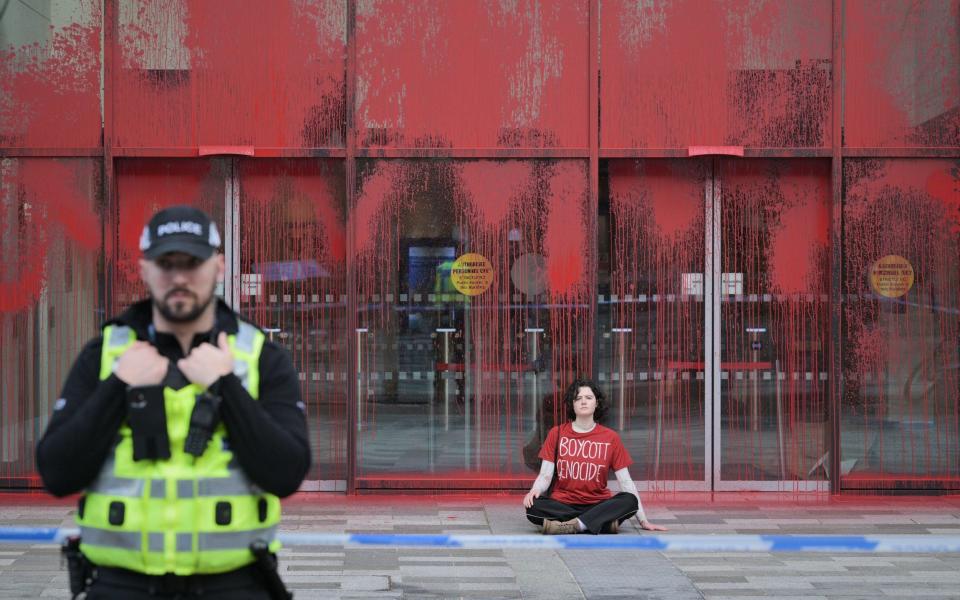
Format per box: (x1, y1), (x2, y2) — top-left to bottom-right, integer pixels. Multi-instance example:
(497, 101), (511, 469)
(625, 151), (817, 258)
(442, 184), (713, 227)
(763, 535), (878, 552)
(559, 535), (669, 550)
(350, 534), (461, 547)
(1, 528), (959, 552)
(0, 527), (62, 543)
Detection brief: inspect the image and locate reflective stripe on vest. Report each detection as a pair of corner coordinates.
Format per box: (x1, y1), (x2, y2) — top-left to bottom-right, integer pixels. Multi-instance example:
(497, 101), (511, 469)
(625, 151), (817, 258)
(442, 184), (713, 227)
(91, 468), (259, 499)
(230, 321), (263, 398)
(81, 525), (278, 553)
(81, 322), (278, 575)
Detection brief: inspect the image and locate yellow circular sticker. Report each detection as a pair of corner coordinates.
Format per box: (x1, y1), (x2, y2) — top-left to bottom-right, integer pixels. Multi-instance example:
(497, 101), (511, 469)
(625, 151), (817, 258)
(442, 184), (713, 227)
(869, 255), (914, 298)
(450, 253), (494, 296)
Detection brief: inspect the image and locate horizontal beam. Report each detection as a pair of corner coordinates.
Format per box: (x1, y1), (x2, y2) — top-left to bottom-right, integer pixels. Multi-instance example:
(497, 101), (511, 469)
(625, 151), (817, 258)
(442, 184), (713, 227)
(0, 148), (103, 157)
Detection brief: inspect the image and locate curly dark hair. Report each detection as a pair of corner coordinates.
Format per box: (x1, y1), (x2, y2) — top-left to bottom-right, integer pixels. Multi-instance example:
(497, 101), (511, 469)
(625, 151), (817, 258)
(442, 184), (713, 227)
(562, 377), (608, 423)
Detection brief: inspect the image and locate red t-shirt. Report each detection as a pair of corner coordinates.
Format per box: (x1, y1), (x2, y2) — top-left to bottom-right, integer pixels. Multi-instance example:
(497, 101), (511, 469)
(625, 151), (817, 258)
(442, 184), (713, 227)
(538, 422), (632, 505)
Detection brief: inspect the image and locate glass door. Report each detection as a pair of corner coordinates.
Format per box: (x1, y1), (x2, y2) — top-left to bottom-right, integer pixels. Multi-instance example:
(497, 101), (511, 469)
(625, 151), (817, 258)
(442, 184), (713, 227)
(711, 159), (830, 491)
(603, 158), (830, 491)
(602, 159), (710, 491)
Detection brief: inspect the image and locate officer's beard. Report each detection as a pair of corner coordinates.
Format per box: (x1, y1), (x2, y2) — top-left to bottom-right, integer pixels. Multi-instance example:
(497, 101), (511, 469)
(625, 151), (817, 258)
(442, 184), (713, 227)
(153, 282), (216, 324)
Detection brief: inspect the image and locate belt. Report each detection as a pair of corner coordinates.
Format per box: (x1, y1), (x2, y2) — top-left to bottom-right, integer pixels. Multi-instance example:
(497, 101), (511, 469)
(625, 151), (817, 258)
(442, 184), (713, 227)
(94, 564), (262, 595)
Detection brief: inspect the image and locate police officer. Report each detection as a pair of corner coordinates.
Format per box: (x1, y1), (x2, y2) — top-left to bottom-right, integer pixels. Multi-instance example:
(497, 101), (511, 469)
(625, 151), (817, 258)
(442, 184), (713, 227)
(36, 206), (310, 599)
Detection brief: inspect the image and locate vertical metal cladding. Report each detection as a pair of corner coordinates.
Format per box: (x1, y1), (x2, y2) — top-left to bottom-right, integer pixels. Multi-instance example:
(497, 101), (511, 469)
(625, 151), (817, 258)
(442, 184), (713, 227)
(2, 0), (959, 492)
(842, 160), (960, 481)
(844, 1), (960, 148)
(0, 1), (102, 148)
(113, 0), (347, 148)
(355, 0), (589, 148)
(601, 0), (832, 149)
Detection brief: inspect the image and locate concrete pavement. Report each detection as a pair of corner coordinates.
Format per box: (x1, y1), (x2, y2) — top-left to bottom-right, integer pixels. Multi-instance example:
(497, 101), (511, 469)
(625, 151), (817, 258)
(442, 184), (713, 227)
(2, 492), (959, 599)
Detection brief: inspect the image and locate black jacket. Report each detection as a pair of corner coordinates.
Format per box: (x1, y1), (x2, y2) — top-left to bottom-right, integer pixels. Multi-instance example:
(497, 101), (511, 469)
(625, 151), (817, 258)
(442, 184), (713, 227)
(36, 299), (311, 498)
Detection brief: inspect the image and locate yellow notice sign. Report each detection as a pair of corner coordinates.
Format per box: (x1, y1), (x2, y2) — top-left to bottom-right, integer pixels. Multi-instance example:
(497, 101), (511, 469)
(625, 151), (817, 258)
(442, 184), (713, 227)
(869, 255), (914, 298)
(450, 253), (494, 296)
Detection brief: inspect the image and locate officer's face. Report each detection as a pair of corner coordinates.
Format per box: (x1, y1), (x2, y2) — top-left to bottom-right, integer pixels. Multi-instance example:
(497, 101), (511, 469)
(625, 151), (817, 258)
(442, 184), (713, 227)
(140, 252), (224, 323)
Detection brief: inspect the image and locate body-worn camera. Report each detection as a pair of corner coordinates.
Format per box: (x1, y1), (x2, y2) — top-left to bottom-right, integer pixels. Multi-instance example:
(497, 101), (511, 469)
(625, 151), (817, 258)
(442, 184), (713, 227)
(184, 391), (222, 457)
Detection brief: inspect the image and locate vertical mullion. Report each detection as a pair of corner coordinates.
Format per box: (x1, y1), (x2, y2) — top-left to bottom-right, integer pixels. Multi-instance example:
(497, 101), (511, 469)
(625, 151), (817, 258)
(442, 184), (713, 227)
(102, 0), (117, 321)
(223, 160), (240, 310)
(703, 165), (714, 490)
(345, 0), (359, 494)
(829, 0), (845, 493)
(589, 0), (599, 376)
(711, 160), (722, 489)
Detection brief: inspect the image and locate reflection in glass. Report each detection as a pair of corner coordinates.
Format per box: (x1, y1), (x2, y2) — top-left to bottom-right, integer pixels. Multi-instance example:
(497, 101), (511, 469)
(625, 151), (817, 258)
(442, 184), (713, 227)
(353, 160), (590, 486)
(719, 159), (830, 484)
(1, 159), (100, 484)
(237, 160), (347, 482)
(842, 159), (960, 482)
(600, 160), (707, 485)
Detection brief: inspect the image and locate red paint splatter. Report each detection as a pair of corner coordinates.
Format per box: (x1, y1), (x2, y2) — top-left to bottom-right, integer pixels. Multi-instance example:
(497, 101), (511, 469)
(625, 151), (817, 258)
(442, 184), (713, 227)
(609, 160), (702, 239)
(356, 0), (588, 148)
(766, 162), (830, 294)
(0, 1), (101, 147)
(237, 159), (348, 479)
(843, 159), (960, 480)
(115, 0), (345, 148)
(0, 160), (99, 313)
(457, 162), (532, 227)
(602, 0), (832, 148)
(845, 0), (960, 147)
(544, 163), (587, 298)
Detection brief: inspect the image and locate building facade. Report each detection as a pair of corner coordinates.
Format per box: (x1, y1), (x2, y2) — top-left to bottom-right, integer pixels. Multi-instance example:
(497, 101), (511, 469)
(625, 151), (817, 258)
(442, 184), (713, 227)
(1, 0), (958, 493)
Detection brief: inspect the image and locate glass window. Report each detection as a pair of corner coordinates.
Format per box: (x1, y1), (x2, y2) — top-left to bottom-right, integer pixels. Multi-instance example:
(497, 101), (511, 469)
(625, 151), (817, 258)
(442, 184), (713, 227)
(353, 159), (591, 486)
(842, 159), (960, 482)
(112, 159), (227, 311)
(0, 158), (101, 484)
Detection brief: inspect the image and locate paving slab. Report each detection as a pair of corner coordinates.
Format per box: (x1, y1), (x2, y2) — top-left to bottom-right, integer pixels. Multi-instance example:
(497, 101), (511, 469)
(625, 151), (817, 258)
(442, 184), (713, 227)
(2, 493), (960, 599)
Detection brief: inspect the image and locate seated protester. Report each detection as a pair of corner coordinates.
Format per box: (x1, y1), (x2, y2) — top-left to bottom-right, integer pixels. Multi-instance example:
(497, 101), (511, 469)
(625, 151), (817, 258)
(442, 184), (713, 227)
(523, 378), (668, 534)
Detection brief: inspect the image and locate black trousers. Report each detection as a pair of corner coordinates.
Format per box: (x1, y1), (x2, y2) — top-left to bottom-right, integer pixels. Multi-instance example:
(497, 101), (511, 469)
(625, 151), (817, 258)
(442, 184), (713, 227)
(84, 566), (272, 599)
(525, 491), (638, 534)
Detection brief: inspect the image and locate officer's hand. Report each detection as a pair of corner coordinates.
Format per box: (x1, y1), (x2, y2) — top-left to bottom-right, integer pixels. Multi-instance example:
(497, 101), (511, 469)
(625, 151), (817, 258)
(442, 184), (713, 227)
(178, 332), (234, 389)
(114, 342), (169, 386)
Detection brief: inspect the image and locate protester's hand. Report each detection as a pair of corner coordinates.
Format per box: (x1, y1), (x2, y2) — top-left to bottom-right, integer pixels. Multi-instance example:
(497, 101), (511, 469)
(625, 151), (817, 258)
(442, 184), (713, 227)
(114, 342), (168, 386)
(178, 332), (234, 389)
(523, 490), (540, 509)
(638, 518), (668, 531)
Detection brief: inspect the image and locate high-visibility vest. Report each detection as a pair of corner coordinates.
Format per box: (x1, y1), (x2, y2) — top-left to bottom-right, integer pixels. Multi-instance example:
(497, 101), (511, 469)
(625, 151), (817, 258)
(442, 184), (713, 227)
(77, 321), (281, 575)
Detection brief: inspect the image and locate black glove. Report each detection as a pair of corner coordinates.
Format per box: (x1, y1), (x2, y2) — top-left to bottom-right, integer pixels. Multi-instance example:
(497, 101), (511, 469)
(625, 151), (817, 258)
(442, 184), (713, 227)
(126, 385), (171, 461)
